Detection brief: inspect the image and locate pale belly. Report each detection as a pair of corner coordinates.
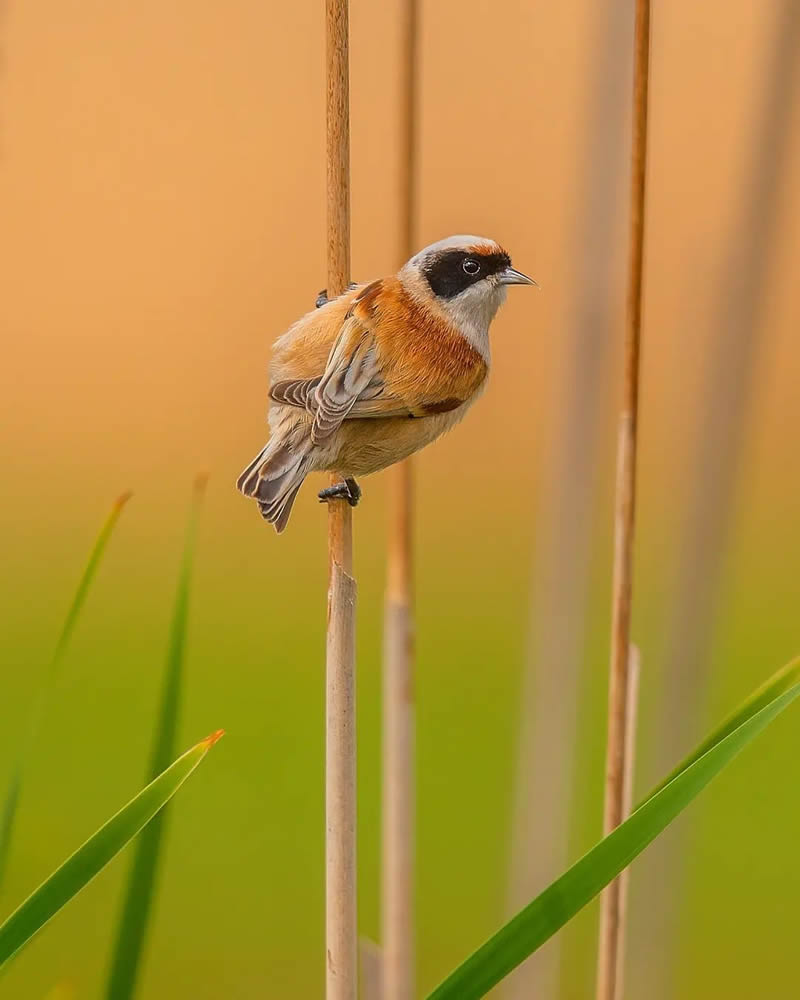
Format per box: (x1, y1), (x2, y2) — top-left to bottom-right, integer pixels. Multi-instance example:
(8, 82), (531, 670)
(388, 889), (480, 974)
(328, 406), (473, 476)
(268, 400), (476, 477)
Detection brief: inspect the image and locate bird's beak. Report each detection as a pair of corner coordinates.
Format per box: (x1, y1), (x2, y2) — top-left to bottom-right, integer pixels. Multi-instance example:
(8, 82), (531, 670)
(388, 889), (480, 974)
(499, 266), (538, 287)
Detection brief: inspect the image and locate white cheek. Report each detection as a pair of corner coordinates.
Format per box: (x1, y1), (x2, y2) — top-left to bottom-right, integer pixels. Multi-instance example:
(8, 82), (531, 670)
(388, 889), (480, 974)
(442, 281), (506, 362)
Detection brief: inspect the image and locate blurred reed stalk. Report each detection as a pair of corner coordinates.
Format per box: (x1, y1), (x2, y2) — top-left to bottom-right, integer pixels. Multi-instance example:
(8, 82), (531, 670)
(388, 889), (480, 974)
(505, 1), (630, 996)
(596, 2), (651, 999)
(612, 645), (640, 1000)
(382, 1), (418, 998)
(325, 2), (357, 998)
(634, 4), (800, 997)
(360, 936), (384, 1000)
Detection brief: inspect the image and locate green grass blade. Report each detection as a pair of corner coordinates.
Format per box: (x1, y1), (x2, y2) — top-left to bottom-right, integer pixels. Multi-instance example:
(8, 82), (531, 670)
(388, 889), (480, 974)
(0, 778), (21, 893)
(0, 493), (132, 892)
(0, 731), (223, 970)
(426, 657), (800, 1000)
(49, 491), (134, 671)
(641, 655), (800, 806)
(104, 477), (206, 1000)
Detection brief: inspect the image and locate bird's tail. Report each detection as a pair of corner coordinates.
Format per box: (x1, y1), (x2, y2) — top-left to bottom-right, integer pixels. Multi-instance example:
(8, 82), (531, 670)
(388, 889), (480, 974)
(237, 439), (310, 533)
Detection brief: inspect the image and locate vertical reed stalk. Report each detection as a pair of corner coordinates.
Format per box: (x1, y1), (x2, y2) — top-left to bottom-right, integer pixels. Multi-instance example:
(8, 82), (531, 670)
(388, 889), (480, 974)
(505, 3), (630, 995)
(596, 3), (651, 999)
(636, 5), (800, 997)
(325, 2), (357, 998)
(382, 1), (418, 998)
(613, 645), (640, 1000)
(360, 936), (384, 1000)
(383, 460), (414, 1000)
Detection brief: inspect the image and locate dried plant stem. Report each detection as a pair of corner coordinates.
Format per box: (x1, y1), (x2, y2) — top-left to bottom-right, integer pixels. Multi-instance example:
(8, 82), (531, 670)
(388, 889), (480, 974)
(383, 462), (415, 1000)
(382, 2), (418, 998)
(596, 3), (650, 999)
(325, 2), (357, 998)
(656, 0), (800, 783)
(397, 0), (418, 262)
(613, 645), (641, 1000)
(636, 5), (800, 997)
(505, 2), (630, 995)
(360, 937), (385, 1000)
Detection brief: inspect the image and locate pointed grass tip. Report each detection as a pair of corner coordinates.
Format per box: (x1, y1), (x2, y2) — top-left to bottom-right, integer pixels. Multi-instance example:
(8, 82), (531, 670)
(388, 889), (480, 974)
(114, 490), (134, 511)
(201, 729), (225, 749)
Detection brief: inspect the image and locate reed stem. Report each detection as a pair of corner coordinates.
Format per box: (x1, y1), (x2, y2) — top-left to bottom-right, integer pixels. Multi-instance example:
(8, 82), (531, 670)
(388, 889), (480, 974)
(505, 3), (630, 995)
(596, 2), (651, 998)
(383, 461), (415, 1000)
(382, 1), (418, 997)
(325, 2), (357, 998)
(637, 6), (800, 996)
(612, 645), (641, 1000)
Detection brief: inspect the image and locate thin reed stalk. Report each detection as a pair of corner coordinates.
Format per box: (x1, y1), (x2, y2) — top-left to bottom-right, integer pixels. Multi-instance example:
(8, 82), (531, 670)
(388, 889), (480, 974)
(596, 2), (651, 999)
(382, 1), (418, 998)
(360, 937), (384, 1000)
(655, 0), (800, 779)
(613, 645), (640, 1000)
(383, 460), (414, 1000)
(325, 2), (357, 998)
(634, 4), (800, 996)
(505, 2), (630, 995)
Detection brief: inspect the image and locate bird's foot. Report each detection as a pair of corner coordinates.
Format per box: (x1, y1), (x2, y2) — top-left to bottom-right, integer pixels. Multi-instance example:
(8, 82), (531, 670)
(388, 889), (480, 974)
(315, 283), (359, 308)
(318, 478), (362, 507)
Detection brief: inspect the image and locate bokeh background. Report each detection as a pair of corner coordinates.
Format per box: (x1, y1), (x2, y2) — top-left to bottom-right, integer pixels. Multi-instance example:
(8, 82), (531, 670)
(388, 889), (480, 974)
(1, 0), (799, 997)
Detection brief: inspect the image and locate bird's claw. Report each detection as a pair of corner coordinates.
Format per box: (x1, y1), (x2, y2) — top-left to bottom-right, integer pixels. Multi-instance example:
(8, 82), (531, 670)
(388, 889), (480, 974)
(318, 478), (362, 507)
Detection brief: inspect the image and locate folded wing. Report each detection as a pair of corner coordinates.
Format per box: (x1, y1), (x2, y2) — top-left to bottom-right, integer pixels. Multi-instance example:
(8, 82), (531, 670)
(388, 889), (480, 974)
(270, 316), (413, 441)
(268, 279), (471, 437)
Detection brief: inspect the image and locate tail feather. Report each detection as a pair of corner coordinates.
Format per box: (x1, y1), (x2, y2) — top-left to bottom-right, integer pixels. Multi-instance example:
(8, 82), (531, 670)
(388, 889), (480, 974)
(259, 478), (304, 533)
(236, 446), (267, 496)
(237, 439), (310, 532)
(237, 441), (300, 497)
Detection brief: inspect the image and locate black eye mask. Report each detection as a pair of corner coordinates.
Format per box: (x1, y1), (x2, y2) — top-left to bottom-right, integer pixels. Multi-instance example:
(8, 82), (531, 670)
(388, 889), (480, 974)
(423, 249), (511, 299)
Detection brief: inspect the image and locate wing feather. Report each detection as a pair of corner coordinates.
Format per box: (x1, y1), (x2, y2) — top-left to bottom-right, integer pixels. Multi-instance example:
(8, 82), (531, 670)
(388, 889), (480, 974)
(270, 377), (321, 411)
(268, 281), (470, 435)
(311, 315), (381, 443)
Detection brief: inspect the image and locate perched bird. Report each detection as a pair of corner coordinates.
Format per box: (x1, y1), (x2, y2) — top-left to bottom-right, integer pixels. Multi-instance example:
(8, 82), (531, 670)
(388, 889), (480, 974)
(237, 235), (535, 531)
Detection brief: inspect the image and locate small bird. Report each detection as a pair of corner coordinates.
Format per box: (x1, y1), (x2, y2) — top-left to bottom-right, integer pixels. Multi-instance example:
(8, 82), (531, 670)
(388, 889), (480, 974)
(237, 235), (535, 531)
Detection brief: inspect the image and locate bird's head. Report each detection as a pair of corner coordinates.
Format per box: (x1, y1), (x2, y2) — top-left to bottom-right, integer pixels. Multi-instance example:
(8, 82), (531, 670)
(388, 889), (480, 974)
(401, 235), (536, 340)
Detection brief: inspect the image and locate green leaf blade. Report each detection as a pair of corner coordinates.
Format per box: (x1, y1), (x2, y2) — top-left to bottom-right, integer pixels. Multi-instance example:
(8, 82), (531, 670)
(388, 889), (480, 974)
(0, 493), (132, 893)
(426, 660), (800, 1000)
(0, 731), (222, 970)
(642, 655), (800, 807)
(104, 478), (206, 1000)
(49, 491), (134, 671)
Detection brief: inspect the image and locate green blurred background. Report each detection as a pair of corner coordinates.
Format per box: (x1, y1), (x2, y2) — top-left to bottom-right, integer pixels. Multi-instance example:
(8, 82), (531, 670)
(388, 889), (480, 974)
(1, 0), (799, 997)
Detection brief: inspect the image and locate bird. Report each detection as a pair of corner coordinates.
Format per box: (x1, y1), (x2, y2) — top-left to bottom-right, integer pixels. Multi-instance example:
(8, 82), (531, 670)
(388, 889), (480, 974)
(237, 234), (536, 531)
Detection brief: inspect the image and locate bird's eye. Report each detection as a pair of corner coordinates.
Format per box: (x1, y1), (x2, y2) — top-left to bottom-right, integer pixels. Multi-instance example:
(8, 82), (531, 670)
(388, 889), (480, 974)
(462, 258), (480, 276)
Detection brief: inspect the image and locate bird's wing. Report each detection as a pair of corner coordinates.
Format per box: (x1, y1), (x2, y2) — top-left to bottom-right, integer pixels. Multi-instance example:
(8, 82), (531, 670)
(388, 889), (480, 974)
(270, 314), (412, 445)
(269, 279), (472, 435)
(310, 313), (384, 444)
(269, 377), (322, 410)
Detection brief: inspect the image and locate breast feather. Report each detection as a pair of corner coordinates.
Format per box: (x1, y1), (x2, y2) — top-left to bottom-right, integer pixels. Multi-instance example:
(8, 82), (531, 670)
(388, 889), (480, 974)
(352, 279), (488, 408)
